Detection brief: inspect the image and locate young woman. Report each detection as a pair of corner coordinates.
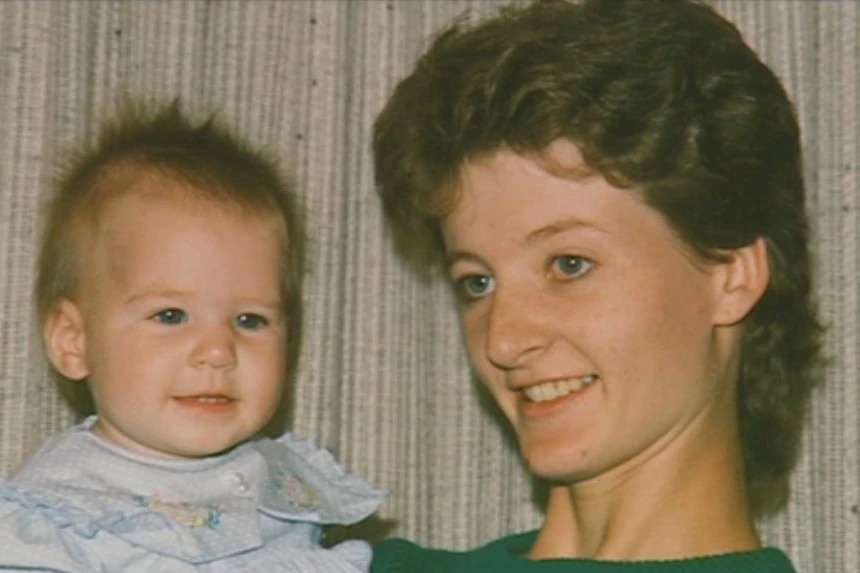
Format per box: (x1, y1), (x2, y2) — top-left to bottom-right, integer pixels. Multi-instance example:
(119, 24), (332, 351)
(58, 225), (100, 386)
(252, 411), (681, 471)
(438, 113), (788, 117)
(370, 1), (821, 571)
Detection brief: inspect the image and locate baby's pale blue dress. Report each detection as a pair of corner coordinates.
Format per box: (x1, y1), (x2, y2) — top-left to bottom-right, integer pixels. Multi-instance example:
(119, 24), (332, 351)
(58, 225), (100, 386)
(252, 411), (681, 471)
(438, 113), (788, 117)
(0, 417), (387, 572)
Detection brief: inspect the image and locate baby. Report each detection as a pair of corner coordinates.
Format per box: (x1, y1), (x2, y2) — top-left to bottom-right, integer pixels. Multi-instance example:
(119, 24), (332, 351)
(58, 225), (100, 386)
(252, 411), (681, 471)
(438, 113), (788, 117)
(0, 103), (385, 572)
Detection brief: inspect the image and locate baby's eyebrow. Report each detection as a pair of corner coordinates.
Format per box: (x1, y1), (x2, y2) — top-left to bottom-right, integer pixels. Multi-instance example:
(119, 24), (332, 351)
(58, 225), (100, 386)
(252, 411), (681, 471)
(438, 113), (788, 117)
(124, 289), (190, 305)
(240, 301), (285, 313)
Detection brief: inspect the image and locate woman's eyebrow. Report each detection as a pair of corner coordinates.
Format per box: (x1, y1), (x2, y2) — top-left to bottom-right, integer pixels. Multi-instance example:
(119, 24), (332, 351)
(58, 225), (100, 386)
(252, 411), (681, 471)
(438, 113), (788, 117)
(524, 216), (607, 246)
(444, 249), (482, 269)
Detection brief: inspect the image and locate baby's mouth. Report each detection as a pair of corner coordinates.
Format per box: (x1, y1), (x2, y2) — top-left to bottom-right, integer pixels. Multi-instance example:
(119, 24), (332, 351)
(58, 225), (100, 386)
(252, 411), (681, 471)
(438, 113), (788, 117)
(522, 375), (598, 403)
(174, 395), (236, 405)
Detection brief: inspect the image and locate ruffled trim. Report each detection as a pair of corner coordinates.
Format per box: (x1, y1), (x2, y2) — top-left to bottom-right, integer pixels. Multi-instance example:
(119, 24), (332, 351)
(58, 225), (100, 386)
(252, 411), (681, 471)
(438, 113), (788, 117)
(1, 484), (107, 539)
(256, 433), (388, 525)
(0, 482), (260, 562)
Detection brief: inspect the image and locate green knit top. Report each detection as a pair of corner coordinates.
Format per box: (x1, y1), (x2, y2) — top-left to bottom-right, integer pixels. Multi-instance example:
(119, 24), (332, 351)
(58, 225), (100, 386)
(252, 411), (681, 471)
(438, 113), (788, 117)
(371, 531), (797, 573)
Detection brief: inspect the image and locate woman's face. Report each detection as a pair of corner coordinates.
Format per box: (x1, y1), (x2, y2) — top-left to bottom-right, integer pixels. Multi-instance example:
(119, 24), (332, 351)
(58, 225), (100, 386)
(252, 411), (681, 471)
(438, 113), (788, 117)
(440, 143), (748, 484)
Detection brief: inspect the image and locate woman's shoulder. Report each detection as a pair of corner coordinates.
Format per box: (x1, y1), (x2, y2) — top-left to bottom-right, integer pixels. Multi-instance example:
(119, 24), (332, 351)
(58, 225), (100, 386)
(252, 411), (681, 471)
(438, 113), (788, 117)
(371, 531), (799, 573)
(370, 537), (469, 572)
(370, 531), (538, 573)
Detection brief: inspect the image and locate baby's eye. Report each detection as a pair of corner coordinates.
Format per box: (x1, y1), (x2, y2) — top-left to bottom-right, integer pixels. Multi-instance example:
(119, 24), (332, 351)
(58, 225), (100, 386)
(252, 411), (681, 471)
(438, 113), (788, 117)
(551, 255), (594, 279)
(454, 274), (496, 301)
(235, 313), (268, 330)
(152, 308), (187, 325)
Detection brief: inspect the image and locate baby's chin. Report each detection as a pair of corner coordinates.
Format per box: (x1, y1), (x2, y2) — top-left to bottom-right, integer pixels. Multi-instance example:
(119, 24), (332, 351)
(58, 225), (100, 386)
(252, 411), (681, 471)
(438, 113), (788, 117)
(91, 421), (254, 461)
(153, 435), (255, 460)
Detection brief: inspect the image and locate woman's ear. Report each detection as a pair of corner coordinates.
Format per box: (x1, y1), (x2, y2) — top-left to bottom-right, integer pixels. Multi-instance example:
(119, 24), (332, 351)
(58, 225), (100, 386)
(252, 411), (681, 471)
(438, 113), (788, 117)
(712, 237), (770, 326)
(44, 299), (89, 380)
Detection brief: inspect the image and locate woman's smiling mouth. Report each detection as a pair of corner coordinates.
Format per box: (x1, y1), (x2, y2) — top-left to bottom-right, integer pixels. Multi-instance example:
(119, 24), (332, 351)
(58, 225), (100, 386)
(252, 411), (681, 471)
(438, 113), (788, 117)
(522, 375), (598, 403)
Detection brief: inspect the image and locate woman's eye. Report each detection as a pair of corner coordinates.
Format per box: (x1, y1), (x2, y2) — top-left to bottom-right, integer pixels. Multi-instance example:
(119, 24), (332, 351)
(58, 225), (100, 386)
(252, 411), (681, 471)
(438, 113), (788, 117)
(454, 274), (496, 301)
(551, 255), (593, 279)
(235, 313), (268, 330)
(152, 308), (187, 325)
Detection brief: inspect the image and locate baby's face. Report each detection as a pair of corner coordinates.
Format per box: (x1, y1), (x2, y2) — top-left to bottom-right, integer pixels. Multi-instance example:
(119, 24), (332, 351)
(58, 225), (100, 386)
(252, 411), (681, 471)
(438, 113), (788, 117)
(70, 185), (287, 459)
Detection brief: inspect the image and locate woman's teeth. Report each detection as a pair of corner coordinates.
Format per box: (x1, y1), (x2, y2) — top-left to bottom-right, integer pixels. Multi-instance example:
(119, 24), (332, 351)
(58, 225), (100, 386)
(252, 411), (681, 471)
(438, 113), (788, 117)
(522, 375), (597, 402)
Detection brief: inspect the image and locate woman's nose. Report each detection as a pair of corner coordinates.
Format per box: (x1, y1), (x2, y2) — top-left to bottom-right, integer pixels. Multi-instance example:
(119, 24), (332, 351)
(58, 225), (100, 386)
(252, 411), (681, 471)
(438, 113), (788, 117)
(484, 288), (549, 370)
(190, 326), (238, 369)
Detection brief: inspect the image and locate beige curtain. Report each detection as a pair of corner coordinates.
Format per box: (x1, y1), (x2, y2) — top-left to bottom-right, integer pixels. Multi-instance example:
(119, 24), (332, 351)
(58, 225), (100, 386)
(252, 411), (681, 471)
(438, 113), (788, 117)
(0, 1), (856, 570)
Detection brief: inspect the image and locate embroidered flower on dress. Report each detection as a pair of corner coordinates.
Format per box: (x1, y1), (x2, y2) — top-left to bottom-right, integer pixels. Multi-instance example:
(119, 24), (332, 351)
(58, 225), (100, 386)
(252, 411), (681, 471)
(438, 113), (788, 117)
(135, 493), (222, 529)
(279, 473), (319, 509)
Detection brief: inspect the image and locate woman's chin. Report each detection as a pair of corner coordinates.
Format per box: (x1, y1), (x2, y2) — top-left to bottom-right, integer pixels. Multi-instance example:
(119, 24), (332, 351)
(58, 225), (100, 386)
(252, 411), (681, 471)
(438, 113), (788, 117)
(519, 439), (600, 484)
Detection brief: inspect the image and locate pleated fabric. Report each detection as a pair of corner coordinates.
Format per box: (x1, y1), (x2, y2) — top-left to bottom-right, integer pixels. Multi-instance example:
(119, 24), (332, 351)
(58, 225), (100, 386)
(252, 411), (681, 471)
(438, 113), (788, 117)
(0, 2), (856, 571)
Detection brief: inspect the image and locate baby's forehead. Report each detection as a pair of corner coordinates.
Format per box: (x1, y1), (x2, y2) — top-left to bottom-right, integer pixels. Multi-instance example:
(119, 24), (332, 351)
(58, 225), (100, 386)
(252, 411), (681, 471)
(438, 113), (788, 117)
(87, 165), (281, 226)
(75, 187), (286, 285)
(97, 163), (238, 207)
(66, 161), (288, 276)
(71, 184), (283, 278)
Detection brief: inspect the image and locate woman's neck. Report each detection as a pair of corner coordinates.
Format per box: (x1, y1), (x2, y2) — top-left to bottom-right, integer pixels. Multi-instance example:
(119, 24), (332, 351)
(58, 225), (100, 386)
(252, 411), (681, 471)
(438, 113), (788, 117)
(527, 408), (760, 561)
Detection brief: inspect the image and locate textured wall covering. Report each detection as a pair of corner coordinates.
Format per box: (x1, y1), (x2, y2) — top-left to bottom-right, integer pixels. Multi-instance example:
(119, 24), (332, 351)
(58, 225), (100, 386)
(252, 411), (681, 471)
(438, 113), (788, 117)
(0, 1), (856, 571)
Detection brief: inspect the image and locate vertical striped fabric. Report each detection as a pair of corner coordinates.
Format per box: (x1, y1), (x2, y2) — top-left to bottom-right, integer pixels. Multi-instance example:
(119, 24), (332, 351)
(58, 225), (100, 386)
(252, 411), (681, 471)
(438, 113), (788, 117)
(0, 2), (855, 571)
